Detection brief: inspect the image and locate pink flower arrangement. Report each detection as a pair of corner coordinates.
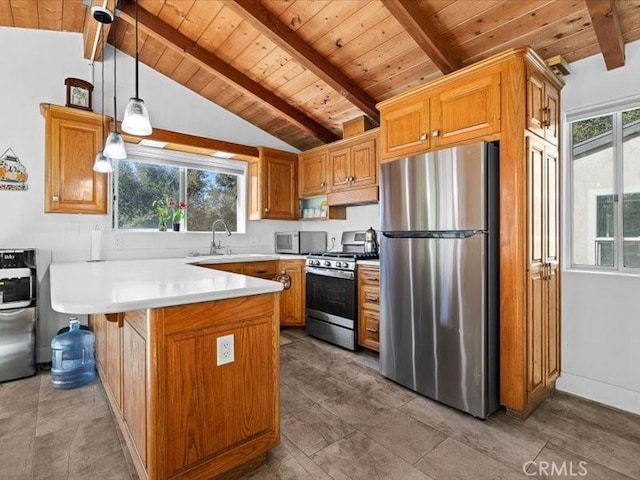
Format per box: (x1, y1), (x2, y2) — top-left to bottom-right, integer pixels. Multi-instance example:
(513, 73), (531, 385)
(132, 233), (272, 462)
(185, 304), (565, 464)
(171, 200), (187, 223)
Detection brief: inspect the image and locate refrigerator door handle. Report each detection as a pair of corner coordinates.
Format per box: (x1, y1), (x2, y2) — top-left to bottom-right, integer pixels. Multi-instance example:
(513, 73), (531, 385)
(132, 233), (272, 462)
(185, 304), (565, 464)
(382, 230), (486, 239)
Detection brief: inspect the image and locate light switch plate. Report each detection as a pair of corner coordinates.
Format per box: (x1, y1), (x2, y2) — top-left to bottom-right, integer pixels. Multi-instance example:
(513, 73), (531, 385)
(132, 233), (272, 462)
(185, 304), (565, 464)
(217, 334), (235, 366)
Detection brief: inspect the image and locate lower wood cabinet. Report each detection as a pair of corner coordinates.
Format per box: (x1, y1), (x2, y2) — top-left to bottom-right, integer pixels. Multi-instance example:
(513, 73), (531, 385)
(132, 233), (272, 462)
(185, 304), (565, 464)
(90, 293), (280, 480)
(201, 259), (306, 326)
(358, 264), (380, 351)
(277, 259), (305, 327)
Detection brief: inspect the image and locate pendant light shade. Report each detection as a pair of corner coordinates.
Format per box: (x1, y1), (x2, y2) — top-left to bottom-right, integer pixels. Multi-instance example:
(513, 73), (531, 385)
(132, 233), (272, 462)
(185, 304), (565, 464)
(93, 151), (113, 172)
(103, 131), (127, 159)
(122, 0), (151, 136)
(122, 98), (151, 135)
(93, 21), (113, 173)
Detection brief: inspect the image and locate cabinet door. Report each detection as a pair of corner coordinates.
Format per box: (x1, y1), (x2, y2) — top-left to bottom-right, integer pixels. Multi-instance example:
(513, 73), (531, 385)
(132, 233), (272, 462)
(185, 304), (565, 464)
(279, 260), (305, 326)
(45, 111), (108, 214)
(544, 83), (560, 146)
(527, 72), (546, 139)
(545, 148), (560, 384)
(527, 137), (546, 394)
(299, 149), (328, 197)
(431, 71), (501, 147)
(262, 150), (297, 220)
(329, 146), (351, 192)
(123, 321), (147, 467)
(105, 317), (122, 410)
(380, 96), (429, 161)
(350, 138), (377, 189)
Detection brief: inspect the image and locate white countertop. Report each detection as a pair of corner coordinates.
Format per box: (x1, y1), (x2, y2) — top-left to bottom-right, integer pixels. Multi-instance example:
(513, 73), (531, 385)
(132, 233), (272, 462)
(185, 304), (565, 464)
(50, 255), (297, 315)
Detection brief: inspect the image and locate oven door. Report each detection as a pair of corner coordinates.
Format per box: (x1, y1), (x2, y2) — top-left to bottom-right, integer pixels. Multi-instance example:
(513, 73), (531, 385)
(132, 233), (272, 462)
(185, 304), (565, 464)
(305, 267), (357, 350)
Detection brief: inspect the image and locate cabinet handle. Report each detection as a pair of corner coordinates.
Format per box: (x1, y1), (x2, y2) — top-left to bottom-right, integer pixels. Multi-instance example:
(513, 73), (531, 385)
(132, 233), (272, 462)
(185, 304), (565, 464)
(52, 195), (60, 202)
(420, 132), (428, 141)
(366, 327), (378, 333)
(432, 129), (440, 137)
(365, 276), (378, 281)
(320, 181), (326, 187)
(542, 107), (551, 127)
(255, 269), (268, 274)
(264, 207), (270, 214)
(365, 294), (379, 302)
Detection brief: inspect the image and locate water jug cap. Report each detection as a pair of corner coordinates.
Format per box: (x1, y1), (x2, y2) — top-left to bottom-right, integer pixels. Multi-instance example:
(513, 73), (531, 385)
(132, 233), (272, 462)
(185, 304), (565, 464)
(69, 318), (79, 330)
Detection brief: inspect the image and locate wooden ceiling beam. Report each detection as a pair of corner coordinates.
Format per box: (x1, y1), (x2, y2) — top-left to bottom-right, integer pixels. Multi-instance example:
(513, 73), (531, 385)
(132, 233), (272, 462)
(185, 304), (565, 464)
(227, 0), (380, 124)
(585, 0), (625, 70)
(83, 0), (116, 62)
(382, 0), (460, 74)
(118, 0), (338, 144)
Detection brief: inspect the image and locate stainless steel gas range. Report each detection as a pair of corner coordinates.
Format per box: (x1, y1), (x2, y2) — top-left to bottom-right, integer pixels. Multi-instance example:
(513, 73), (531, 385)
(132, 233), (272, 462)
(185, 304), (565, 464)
(305, 231), (378, 351)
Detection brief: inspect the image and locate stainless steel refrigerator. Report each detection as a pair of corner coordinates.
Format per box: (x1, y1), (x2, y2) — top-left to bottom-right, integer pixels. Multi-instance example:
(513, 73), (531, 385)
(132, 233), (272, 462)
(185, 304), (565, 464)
(379, 142), (499, 418)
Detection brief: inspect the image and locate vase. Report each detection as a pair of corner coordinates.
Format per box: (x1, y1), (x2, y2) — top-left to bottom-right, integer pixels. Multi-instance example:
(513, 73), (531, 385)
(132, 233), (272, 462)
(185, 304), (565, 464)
(158, 219), (167, 231)
(173, 223), (181, 232)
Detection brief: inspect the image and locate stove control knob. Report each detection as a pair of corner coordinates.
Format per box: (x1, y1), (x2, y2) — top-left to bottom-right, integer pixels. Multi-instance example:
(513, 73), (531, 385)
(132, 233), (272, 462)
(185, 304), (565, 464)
(336, 261), (343, 267)
(324, 261), (331, 267)
(312, 260), (320, 266)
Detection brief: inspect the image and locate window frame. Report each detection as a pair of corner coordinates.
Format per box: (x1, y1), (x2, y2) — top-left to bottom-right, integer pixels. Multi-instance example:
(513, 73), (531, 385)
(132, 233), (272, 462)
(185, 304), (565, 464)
(112, 144), (247, 233)
(567, 95), (640, 273)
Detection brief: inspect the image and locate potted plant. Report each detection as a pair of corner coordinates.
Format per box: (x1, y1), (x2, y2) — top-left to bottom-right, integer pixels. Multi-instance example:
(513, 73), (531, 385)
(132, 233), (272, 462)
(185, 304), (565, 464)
(153, 198), (172, 231)
(171, 200), (186, 231)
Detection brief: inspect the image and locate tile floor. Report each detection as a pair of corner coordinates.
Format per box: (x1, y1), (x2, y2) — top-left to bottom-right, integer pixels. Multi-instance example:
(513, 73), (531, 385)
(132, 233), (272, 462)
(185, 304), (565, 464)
(1, 330), (639, 479)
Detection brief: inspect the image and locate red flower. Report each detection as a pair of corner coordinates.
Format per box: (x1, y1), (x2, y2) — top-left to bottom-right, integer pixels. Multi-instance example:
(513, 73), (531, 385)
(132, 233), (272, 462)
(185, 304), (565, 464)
(179, 201), (187, 209)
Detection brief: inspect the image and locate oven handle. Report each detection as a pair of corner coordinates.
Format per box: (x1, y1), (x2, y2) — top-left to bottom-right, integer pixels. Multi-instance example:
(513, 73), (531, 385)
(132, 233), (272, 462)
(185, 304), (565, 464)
(305, 267), (355, 280)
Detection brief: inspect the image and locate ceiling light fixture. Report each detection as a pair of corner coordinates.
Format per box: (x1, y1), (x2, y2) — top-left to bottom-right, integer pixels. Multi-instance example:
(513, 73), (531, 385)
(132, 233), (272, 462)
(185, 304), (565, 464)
(122, 0), (152, 136)
(103, 7), (127, 160)
(93, 23), (113, 173)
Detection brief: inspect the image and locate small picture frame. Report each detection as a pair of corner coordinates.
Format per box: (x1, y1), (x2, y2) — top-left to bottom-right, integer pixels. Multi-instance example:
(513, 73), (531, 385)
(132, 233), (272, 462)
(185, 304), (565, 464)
(65, 78), (93, 111)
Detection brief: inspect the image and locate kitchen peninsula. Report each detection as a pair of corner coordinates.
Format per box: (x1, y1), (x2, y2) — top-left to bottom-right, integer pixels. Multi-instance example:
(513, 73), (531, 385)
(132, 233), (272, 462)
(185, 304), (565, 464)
(50, 257), (284, 480)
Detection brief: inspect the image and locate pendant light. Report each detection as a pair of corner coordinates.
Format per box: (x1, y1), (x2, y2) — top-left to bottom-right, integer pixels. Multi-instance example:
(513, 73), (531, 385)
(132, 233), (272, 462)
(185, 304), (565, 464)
(93, 24), (113, 173)
(103, 9), (127, 160)
(122, 0), (152, 136)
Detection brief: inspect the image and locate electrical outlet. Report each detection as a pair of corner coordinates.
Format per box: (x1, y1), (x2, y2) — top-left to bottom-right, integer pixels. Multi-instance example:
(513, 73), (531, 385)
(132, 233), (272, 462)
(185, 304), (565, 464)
(114, 236), (122, 249)
(217, 334), (235, 366)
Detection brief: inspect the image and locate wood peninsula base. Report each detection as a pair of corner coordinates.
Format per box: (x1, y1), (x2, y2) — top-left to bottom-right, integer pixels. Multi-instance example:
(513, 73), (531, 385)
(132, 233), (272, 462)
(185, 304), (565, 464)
(90, 293), (280, 480)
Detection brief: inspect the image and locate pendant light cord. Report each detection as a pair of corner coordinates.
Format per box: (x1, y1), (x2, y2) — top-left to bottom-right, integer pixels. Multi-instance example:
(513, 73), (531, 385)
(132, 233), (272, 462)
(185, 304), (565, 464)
(113, 9), (118, 133)
(134, 0), (139, 100)
(101, 26), (105, 148)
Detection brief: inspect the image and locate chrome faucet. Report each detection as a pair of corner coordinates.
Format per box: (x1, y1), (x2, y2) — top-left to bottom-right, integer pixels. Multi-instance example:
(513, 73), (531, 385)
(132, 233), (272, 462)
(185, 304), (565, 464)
(211, 219), (231, 255)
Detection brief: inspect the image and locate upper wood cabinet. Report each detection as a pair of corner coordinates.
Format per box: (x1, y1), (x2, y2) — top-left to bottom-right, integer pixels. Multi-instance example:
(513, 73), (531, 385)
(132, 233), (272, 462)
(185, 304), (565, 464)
(527, 70), (560, 146)
(431, 71), (501, 147)
(248, 147), (298, 220)
(41, 103), (110, 214)
(379, 70), (501, 160)
(329, 136), (376, 192)
(299, 148), (328, 197)
(379, 96), (430, 161)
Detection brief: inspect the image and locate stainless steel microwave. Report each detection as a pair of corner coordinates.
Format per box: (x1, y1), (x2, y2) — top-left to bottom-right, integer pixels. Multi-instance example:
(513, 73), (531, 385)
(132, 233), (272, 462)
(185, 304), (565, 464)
(275, 231), (326, 254)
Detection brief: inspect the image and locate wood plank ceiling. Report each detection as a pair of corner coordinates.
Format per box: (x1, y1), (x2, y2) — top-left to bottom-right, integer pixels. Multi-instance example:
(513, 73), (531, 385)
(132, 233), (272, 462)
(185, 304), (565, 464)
(2, 0), (640, 150)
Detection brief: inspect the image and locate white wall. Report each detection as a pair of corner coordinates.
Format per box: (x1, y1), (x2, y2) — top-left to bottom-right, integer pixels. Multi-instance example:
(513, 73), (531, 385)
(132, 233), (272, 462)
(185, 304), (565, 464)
(0, 27), (375, 362)
(558, 39), (640, 414)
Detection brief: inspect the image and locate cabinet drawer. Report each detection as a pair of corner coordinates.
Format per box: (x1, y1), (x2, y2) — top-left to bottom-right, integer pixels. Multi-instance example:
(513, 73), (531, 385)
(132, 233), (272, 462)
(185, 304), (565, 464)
(360, 286), (380, 311)
(244, 261), (277, 279)
(202, 263), (244, 274)
(359, 310), (380, 351)
(358, 267), (380, 286)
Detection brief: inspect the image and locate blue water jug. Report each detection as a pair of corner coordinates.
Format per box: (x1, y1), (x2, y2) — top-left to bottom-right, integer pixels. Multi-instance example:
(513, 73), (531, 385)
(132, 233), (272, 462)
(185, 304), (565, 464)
(51, 318), (96, 389)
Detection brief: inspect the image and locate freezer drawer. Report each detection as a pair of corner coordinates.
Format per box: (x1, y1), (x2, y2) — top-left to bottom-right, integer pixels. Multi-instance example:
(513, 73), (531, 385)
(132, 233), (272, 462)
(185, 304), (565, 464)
(379, 234), (497, 418)
(0, 306), (37, 382)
